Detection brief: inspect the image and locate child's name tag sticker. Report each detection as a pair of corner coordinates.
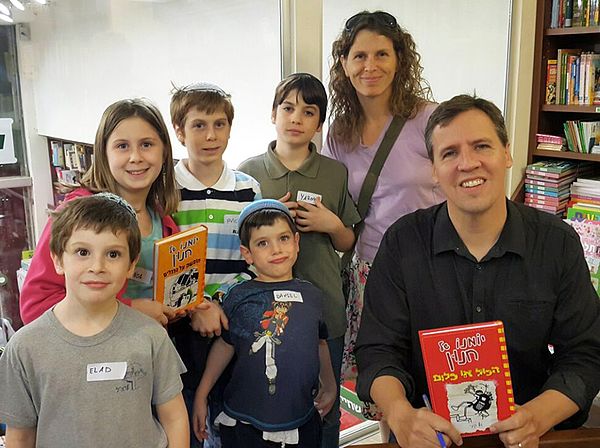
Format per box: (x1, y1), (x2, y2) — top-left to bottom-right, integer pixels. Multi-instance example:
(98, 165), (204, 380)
(274, 290), (303, 303)
(296, 190), (322, 205)
(224, 214), (239, 235)
(131, 266), (152, 285)
(87, 362), (127, 382)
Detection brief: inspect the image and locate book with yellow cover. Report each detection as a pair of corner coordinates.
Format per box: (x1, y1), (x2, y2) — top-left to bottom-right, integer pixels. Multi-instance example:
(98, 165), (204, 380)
(153, 225), (208, 311)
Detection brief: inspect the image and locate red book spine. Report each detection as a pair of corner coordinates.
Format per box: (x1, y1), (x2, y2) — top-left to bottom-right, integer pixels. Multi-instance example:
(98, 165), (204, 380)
(419, 321), (515, 437)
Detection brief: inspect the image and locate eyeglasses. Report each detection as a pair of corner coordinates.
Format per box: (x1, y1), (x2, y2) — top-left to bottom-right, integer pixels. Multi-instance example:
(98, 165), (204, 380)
(344, 11), (398, 33)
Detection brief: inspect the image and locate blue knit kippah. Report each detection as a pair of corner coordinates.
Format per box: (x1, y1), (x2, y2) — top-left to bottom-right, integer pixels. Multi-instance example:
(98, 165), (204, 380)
(238, 199), (292, 233)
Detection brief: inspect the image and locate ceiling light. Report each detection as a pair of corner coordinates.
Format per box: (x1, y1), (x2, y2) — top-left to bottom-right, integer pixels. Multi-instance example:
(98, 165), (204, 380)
(0, 13), (13, 23)
(33, 0), (47, 3)
(8, 0), (24, 11)
(0, 3), (9, 15)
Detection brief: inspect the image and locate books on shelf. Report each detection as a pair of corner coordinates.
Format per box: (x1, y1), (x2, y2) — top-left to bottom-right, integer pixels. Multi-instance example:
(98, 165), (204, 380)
(553, 50), (600, 106)
(551, 0), (600, 28)
(153, 225), (208, 311)
(419, 321), (515, 437)
(546, 59), (558, 105)
(536, 133), (566, 151)
(563, 120), (600, 153)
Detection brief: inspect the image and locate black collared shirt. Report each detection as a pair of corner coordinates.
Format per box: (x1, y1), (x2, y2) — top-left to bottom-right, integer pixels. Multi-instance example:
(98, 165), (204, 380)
(355, 200), (600, 427)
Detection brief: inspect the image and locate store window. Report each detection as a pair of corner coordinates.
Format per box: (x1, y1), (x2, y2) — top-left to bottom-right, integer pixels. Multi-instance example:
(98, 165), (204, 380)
(0, 25), (32, 329)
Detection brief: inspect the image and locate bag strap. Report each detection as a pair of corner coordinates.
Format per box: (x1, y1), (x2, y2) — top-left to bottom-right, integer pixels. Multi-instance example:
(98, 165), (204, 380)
(342, 115), (407, 268)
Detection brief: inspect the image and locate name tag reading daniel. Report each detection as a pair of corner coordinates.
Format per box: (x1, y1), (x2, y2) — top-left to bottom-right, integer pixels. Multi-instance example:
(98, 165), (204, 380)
(274, 290), (303, 303)
(87, 362), (127, 382)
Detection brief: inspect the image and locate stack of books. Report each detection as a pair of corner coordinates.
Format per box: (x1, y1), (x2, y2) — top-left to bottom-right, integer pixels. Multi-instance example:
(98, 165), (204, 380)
(569, 178), (600, 212)
(525, 160), (579, 215)
(536, 133), (566, 151)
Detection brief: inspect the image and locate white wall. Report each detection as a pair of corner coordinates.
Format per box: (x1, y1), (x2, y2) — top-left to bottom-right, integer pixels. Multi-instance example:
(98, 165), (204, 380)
(25, 0), (281, 167)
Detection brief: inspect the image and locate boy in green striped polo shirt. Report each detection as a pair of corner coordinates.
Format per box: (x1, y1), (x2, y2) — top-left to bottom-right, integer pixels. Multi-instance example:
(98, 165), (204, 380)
(169, 82), (261, 448)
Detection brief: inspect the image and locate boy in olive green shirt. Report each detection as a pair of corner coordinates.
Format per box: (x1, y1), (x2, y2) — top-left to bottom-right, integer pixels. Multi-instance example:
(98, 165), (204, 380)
(238, 73), (360, 448)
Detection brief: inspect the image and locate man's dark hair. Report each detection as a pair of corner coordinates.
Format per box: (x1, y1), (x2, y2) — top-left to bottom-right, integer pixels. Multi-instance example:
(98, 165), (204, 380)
(239, 209), (297, 248)
(424, 94), (508, 161)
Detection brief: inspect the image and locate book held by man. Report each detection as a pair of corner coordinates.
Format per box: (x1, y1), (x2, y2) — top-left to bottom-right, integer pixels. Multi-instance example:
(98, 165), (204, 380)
(153, 225), (208, 311)
(419, 321), (515, 437)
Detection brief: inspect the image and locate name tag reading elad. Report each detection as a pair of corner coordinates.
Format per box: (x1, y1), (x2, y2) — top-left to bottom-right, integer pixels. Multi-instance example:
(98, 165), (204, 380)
(87, 362), (128, 382)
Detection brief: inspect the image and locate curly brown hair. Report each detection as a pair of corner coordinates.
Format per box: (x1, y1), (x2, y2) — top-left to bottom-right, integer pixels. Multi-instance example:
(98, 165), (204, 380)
(329, 11), (433, 145)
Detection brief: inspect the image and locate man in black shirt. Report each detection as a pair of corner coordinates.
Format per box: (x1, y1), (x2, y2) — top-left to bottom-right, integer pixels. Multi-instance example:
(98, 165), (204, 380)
(355, 95), (600, 448)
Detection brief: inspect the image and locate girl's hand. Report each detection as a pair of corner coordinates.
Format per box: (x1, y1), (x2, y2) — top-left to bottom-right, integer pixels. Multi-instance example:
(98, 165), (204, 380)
(189, 300), (229, 337)
(130, 299), (169, 326)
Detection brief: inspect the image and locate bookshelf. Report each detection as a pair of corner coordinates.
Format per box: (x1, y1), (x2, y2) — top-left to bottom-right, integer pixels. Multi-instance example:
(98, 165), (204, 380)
(528, 0), (600, 167)
(46, 137), (93, 207)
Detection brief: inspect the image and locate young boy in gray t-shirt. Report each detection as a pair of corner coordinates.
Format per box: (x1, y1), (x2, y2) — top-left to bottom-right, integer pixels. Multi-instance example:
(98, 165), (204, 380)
(0, 194), (188, 448)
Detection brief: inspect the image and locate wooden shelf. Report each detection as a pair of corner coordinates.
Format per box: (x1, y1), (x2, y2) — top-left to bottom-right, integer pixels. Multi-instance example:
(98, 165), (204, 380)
(532, 149), (600, 162)
(542, 104), (600, 113)
(546, 26), (600, 35)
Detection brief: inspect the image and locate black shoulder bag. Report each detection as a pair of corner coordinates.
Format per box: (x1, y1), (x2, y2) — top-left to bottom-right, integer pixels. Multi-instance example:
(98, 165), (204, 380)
(341, 115), (407, 274)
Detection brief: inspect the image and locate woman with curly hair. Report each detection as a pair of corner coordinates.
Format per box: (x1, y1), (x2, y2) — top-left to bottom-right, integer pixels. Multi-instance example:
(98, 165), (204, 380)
(322, 10), (444, 437)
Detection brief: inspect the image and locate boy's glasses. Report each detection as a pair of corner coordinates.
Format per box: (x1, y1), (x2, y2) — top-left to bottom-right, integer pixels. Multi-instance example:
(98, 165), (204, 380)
(344, 11), (397, 33)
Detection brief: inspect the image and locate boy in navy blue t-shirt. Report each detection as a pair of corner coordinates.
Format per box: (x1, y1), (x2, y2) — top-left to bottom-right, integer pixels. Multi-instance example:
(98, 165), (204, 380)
(192, 199), (336, 447)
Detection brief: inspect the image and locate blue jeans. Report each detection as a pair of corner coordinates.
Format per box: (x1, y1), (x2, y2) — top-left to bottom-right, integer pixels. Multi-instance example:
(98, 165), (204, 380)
(321, 336), (344, 448)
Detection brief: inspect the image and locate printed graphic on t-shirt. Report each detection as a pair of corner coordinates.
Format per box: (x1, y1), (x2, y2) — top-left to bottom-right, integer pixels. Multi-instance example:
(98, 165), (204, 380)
(250, 301), (292, 395)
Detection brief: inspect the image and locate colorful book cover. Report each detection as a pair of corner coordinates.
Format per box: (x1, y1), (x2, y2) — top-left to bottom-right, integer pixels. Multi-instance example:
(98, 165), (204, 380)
(564, 218), (600, 296)
(546, 59), (558, 105)
(153, 225), (208, 311)
(419, 321), (515, 437)
(566, 203), (600, 221)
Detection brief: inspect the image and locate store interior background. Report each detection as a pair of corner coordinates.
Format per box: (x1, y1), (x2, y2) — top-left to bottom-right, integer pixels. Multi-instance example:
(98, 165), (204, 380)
(0, 0), (540, 443)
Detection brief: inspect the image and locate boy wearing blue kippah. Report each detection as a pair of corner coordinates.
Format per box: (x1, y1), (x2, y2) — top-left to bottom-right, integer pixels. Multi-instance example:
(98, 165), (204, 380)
(192, 199), (336, 448)
(238, 74), (360, 446)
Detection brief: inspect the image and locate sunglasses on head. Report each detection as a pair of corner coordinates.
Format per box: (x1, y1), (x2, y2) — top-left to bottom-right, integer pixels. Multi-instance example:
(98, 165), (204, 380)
(344, 11), (398, 33)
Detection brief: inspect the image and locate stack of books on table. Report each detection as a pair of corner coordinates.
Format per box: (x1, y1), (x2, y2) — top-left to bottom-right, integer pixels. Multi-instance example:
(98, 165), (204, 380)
(568, 178), (600, 218)
(524, 160), (580, 215)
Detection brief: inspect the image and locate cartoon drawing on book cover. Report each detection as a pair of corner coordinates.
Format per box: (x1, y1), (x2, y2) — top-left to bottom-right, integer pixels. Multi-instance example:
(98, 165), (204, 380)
(164, 267), (199, 308)
(251, 301), (292, 395)
(448, 380), (498, 433)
